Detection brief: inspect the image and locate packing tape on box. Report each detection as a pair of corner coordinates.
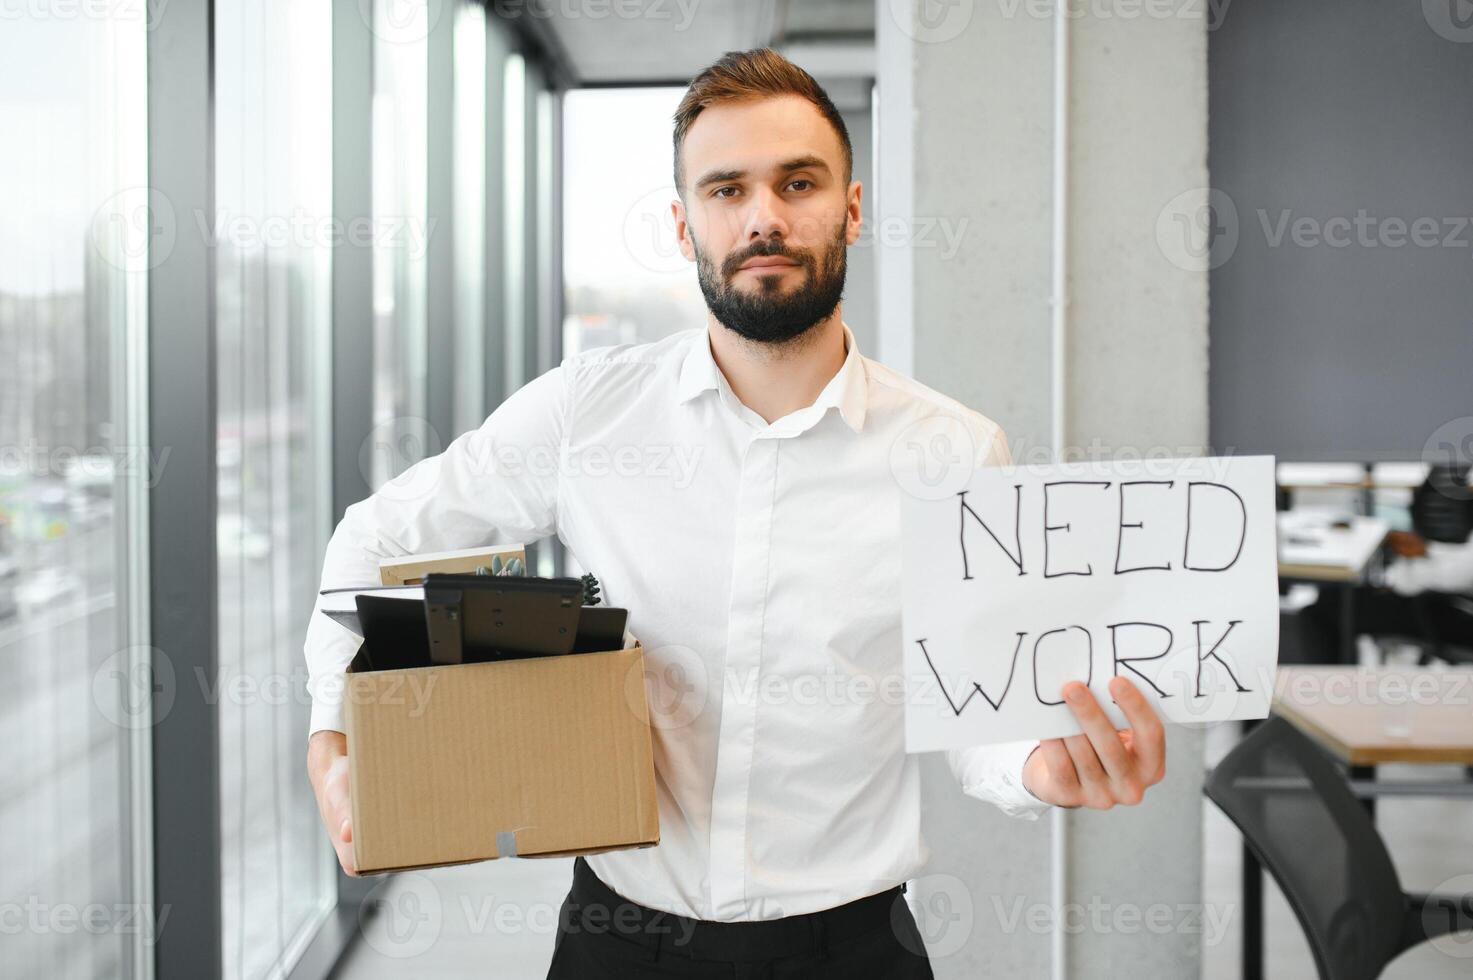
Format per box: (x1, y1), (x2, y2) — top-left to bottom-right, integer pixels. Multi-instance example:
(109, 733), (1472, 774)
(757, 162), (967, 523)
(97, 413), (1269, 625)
(496, 830), (519, 858)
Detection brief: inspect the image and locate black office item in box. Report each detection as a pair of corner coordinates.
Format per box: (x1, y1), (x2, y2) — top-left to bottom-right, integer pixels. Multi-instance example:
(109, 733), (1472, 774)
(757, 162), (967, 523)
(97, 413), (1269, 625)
(354, 595), (434, 671)
(571, 605), (629, 654)
(423, 573), (583, 665)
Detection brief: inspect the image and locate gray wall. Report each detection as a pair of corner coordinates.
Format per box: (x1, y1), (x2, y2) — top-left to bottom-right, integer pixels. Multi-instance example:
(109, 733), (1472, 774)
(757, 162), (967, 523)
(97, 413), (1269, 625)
(1063, 11), (1211, 980)
(1209, 0), (1473, 462)
(880, 2), (1210, 978)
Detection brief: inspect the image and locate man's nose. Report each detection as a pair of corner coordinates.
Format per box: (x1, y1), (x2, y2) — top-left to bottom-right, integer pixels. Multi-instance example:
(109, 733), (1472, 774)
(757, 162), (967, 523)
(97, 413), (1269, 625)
(743, 185), (790, 243)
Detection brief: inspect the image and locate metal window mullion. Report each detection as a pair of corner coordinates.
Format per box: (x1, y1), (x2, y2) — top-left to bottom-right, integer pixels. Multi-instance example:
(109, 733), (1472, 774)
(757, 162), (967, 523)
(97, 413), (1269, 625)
(330, 0), (375, 526)
(327, 0), (378, 923)
(521, 58), (541, 389)
(426, 5), (455, 447)
(540, 79), (566, 576)
(147, 2), (221, 977)
(482, 18), (511, 414)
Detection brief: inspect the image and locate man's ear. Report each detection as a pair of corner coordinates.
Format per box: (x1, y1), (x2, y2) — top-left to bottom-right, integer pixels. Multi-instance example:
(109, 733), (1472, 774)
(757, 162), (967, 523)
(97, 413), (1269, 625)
(845, 180), (863, 247)
(673, 198), (695, 262)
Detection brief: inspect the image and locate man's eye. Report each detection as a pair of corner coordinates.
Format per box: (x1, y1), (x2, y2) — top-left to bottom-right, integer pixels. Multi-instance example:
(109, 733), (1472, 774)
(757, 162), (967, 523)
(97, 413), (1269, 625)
(788, 179), (812, 191)
(713, 186), (738, 199)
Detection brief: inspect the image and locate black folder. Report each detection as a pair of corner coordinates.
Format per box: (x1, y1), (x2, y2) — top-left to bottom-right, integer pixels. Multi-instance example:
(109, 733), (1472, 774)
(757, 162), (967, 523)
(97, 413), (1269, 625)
(323, 576), (628, 671)
(423, 573), (584, 665)
(355, 594), (433, 672)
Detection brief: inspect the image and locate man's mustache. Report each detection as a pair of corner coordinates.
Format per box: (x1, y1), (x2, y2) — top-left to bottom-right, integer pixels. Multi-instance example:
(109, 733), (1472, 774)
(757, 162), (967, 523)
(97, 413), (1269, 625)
(722, 245), (812, 279)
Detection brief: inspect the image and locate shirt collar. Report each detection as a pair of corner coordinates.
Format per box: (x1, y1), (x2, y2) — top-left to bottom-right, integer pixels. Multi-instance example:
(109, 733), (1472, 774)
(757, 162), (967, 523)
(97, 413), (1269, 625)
(675, 321), (868, 434)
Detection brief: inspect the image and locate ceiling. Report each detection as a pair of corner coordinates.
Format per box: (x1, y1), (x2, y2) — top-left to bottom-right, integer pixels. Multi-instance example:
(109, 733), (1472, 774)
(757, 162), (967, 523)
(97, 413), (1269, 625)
(516, 0), (876, 98)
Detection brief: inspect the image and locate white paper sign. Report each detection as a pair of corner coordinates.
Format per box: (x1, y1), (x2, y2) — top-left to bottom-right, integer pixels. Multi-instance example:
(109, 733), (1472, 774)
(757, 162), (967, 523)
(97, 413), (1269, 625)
(900, 455), (1279, 751)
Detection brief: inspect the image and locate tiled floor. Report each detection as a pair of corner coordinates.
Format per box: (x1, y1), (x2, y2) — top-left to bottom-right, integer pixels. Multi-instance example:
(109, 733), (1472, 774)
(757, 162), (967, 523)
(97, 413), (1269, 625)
(335, 856), (574, 979)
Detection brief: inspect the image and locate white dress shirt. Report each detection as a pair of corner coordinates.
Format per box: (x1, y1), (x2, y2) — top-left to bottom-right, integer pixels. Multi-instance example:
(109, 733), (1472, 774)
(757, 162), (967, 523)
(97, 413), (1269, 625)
(1383, 541), (1473, 596)
(303, 320), (1050, 922)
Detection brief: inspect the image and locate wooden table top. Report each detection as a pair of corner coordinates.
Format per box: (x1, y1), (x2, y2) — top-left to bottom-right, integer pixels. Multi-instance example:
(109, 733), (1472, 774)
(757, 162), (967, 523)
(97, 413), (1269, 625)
(1273, 666), (1473, 765)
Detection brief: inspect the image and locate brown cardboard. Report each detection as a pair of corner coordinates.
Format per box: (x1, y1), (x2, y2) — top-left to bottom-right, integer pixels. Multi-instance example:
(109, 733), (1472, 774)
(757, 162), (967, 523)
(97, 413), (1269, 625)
(344, 638), (660, 874)
(377, 544), (528, 586)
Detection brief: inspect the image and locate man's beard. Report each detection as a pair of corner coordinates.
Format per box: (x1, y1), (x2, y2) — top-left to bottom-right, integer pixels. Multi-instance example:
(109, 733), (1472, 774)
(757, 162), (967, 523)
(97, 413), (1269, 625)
(693, 221), (847, 345)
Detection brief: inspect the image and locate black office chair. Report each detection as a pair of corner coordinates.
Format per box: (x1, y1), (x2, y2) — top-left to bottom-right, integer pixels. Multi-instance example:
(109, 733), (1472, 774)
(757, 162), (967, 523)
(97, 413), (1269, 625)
(1278, 605), (1339, 665)
(1204, 716), (1473, 980)
(1405, 591), (1473, 667)
(1410, 464), (1473, 545)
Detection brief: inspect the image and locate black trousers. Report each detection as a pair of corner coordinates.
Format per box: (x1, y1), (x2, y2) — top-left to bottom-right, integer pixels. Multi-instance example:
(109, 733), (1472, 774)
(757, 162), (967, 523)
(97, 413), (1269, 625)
(546, 857), (935, 980)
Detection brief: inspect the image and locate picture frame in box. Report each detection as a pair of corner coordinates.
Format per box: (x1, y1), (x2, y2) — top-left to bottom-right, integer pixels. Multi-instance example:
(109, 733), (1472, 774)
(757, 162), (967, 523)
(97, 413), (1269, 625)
(378, 544), (528, 586)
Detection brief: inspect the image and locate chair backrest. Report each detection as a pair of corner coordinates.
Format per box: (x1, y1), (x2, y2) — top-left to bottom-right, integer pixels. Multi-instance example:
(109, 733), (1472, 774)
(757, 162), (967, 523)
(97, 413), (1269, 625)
(1204, 716), (1406, 980)
(1411, 464), (1473, 544)
(1417, 592), (1473, 665)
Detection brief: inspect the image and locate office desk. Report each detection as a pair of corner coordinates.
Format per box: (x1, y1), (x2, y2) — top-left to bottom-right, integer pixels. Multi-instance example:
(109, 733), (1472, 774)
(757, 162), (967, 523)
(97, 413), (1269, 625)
(1277, 512), (1390, 662)
(1277, 512), (1388, 583)
(1277, 461), (1430, 514)
(1277, 461), (1431, 493)
(1274, 666), (1473, 766)
(1236, 666), (1473, 980)
(1276, 462), (1373, 492)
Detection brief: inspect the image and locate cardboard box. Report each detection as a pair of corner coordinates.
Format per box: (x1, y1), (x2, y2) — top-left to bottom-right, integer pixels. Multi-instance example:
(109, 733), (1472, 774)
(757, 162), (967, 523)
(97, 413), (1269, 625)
(344, 627), (660, 874)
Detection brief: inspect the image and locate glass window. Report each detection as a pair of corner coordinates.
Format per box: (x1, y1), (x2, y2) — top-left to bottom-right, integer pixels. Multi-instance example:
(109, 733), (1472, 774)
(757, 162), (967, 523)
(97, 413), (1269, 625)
(536, 85), (557, 377)
(562, 88), (707, 357)
(214, 2), (336, 978)
(0, 11), (149, 980)
(452, 1), (488, 436)
(370, 0), (433, 487)
(502, 53), (529, 396)
(502, 57), (564, 577)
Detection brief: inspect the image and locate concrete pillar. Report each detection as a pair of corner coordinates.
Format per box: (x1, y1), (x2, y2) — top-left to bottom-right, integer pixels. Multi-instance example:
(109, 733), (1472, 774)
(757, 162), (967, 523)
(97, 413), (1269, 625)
(841, 102), (878, 357)
(877, 2), (1210, 977)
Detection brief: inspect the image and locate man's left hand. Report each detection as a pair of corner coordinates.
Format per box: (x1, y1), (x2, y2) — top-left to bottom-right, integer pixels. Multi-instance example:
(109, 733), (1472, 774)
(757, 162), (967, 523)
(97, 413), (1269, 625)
(1021, 676), (1167, 809)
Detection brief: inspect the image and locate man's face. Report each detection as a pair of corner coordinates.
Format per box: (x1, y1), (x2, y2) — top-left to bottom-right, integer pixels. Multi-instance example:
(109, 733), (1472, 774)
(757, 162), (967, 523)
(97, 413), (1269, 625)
(673, 95), (862, 345)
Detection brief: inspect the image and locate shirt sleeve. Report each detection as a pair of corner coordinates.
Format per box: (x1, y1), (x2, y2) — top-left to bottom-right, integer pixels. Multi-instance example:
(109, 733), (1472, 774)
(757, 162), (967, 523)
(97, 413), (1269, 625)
(1382, 541), (1473, 597)
(941, 415), (1052, 819)
(946, 740), (1051, 819)
(303, 363), (569, 735)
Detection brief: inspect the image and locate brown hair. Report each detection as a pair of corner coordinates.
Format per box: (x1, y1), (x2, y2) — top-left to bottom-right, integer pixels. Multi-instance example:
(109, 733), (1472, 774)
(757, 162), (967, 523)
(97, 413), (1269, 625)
(672, 47), (852, 198)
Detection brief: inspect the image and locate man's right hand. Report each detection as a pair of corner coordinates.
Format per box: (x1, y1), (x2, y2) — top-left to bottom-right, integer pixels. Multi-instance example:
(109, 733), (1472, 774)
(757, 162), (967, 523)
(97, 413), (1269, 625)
(1387, 530), (1428, 558)
(308, 730), (357, 876)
